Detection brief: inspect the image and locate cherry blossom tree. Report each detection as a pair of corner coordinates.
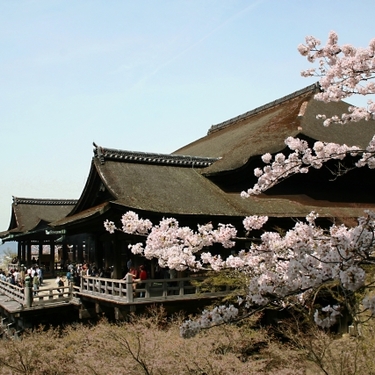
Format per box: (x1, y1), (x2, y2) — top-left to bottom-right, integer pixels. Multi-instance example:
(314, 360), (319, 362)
(105, 32), (375, 338)
(298, 31), (375, 125)
(243, 31), (375, 197)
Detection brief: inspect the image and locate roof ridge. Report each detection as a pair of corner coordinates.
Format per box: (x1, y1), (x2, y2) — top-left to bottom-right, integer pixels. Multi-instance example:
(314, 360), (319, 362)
(93, 143), (220, 167)
(207, 83), (320, 135)
(12, 197), (78, 206)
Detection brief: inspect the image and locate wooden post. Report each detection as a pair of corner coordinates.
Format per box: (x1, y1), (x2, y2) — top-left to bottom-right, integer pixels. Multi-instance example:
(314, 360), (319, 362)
(145, 281), (150, 298)
(163, 279), (168, 297)
(21, 241), (26, 265)
(112, 236), (123, 279)
(50, 241), (55, 277)
(25, 286), (33, 307)
(17, 242), (22, 265)
(26, 240), (32, 266)
(126, 274), (133, 302)
(72, 244), (77, 262)
(78, 243), (84, 264)
(95, 303), (102, 314)
(94, 236), (104, 271)
(38, 241), (43, 266)
(179, 280), (184, 296)
(24, 275), (32, 307)
(114, 307), (125, 320)
(69, 282), (73, 298)
(62, 243), (68, 269)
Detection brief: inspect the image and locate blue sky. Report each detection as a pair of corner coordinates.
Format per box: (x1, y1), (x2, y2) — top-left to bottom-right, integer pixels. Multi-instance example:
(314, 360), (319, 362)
(1, 0), (375, 251)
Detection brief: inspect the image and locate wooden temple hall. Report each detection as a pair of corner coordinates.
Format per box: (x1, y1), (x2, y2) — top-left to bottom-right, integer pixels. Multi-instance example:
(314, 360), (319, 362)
(2, 83), (375, 279)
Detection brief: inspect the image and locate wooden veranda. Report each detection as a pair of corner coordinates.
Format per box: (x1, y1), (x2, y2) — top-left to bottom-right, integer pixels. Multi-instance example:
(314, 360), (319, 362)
(0, 274), (231, 336)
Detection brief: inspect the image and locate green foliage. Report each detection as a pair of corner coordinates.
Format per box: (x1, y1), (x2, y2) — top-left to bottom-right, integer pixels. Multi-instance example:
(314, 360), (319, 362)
(192, 269), (248, 304)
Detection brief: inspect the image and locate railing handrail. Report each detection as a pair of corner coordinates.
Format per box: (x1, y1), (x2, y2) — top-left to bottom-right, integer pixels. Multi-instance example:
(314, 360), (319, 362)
(81, 274), (229, 302)
(0, 279), (25, 304)
(0, 275), (230, 308)
(0, 279), (74, 307)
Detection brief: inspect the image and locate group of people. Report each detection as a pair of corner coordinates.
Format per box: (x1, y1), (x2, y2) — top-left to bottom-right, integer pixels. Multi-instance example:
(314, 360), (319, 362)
(55, 263), (107, 293)
(0, 260), (184, 301)
(58, 261), (150, 297)
(57, 262), (88, 289)
(0, 265), (44, 296)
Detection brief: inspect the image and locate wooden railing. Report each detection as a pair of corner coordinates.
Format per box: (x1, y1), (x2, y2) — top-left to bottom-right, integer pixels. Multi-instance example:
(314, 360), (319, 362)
(32, 284), (73, 305)
(81, 276), (129, 301)
(80, 274), (230, 303)
(0, 274), (231, 308)
(0, 279), (24, 305)
(0, 279), (73, 308)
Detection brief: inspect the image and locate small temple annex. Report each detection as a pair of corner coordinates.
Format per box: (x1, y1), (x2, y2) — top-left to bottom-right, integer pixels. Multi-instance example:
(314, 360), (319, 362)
(2, 82), (375, 280)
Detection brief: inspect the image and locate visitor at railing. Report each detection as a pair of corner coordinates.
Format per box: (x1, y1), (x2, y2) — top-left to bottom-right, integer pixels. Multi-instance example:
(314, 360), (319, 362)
(0, 271), (6, 283)
(32, 273), (40, 296)
(134, 265), (147, 297)
(9, 272), (16, 286)
(56, 275), (64, 293)
(66, 269), (72, 284)
(123, 266), (138, 295)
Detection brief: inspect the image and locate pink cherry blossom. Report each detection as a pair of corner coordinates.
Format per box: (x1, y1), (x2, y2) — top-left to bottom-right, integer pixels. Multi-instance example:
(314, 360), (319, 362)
(104, 32), (375, 338)
(299, 31), (375, 124)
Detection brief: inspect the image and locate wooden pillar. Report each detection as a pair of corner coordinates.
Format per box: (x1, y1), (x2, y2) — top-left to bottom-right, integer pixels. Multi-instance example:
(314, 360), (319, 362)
(95, 236), (104, 271)
(85, 236), (91, 264)
(87, 236), (95, 265)
(100, 238), (111, 271)
(72, 244), (77, 262)
(77, 243), (84, 264)
(17, 242), (22, 264)
(24, 274), (33, 307)
(50, 240), (55, 277)
(126, 273), (133, 302)
(62, 243), (68, 269)
(26, 240), (32, 266)
(20, 241), (26, 264)
(112, 236), (123, 279)
(38, 242), (43, 266)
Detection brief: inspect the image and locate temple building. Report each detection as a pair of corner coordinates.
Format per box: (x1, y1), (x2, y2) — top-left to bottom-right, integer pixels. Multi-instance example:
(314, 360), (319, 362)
(0, 197), (77, 274)
(2, 83), (375, 278)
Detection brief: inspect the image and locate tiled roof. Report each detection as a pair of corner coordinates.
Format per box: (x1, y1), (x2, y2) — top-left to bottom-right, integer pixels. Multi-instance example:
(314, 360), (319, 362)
(173, 83), (375, 175)
(207, 83), (319, 135)
(13, 197), (77, 206)
(17, 83), (375, 234)
(93, 143), (220, 167)
(0, 197), (77, 239)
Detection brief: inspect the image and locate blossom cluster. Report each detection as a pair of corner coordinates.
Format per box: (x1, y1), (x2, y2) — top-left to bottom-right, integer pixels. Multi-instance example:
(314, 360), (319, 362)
(180, 305), (239, 338)
(243, 215), (268, 231)
(103, 219), (116, 234)
(185, 211), (375, 336)
(105, 209), (375, 337)
(363, 295), (375, 315)
(104, 32), (375, 338)
(298, 31), (375, 125)
(314, 305), (341, 328)
(105, 214), (238, 271)
(120, 211), (152, 234)
(241, 136), (370, 196)
(241, 33), (375, 196)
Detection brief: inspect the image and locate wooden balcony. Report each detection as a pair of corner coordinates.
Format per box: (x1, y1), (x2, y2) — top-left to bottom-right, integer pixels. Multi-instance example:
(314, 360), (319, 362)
(0, 274), (231, 313)
(78, 274), (230, 305)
